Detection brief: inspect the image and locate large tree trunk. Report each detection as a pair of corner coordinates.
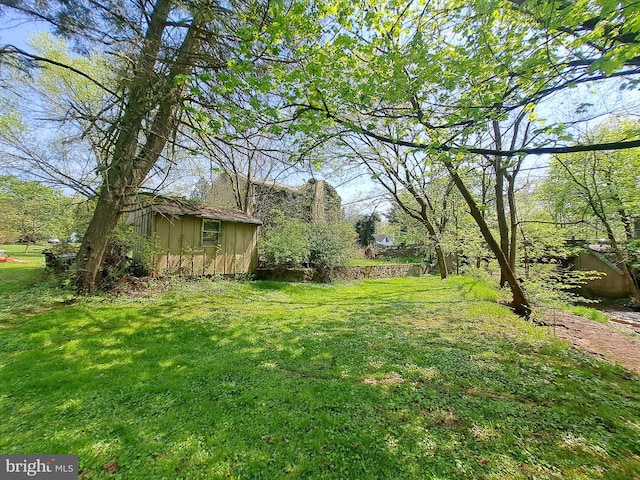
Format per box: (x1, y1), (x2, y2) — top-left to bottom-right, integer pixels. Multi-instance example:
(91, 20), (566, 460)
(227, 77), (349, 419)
(422, 218), (448, 280)
(76, 0), (203, 292)
(444, 160), (531, 316)
(75, 191), (127, 292)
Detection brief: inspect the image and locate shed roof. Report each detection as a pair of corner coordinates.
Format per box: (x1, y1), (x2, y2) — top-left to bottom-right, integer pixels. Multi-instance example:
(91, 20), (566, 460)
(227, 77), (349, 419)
(143, 198), (262, 225)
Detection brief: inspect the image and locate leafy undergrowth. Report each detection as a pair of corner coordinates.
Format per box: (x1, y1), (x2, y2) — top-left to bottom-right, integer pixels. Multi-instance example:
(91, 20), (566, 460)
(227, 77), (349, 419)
(1, 256), (639, 479)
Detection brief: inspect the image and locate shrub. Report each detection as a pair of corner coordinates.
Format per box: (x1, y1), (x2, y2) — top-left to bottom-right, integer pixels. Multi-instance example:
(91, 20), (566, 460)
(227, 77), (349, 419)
(261, 213), (310, 268)
(261, 212), (356, 269)
(309, 222), (356, 269)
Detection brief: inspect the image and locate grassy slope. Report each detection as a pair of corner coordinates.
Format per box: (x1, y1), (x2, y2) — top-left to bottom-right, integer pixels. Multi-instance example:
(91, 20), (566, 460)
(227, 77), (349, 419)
(1, 248), (639, 479)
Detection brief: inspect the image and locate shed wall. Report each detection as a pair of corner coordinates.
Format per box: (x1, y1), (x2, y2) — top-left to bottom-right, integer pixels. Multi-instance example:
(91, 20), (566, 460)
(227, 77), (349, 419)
(152, 214), (258, 276)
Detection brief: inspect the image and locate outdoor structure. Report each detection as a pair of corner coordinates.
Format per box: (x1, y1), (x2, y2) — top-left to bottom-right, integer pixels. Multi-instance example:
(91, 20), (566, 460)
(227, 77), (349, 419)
(374, 233), (394, 248)
(206, 173), (342, 228)
(128, 196), (262, 276)
(571, 248), (631, 298)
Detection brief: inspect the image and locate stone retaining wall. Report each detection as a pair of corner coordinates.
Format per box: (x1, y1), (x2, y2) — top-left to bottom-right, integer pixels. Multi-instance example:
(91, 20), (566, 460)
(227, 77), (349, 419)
(255, 264), (429, 283)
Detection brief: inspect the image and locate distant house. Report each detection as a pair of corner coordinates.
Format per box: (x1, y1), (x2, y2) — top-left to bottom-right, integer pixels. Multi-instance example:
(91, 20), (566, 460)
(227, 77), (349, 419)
(206, 173), (342, 228)
(374, 233), (394, 248)
(128, 196), (262, 276)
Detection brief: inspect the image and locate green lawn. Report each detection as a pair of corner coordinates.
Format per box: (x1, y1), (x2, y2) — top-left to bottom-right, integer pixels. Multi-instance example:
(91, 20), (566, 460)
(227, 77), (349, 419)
(1, 248), (639, 479)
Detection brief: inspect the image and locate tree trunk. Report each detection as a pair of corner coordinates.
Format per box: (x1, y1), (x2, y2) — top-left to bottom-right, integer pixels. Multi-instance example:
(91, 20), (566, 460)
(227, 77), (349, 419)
(491, 122), (511, 286)
(434, 243), (448, 280)
(75, 190), (127, 292)
(75, 0), (203, 292)
(422, 218), (448, 280)
(494, 168), (510, 286)
(507, 177), (518, 270)
(444, 160), (531, 316)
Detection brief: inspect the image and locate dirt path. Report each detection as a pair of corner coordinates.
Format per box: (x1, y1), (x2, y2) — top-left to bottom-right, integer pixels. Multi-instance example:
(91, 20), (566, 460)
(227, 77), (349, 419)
(542, 310), (640, 375)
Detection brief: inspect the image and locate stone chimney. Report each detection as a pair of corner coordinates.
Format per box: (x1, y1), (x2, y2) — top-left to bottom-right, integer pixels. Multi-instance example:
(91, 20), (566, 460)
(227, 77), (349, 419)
(311, 180), (326, 223)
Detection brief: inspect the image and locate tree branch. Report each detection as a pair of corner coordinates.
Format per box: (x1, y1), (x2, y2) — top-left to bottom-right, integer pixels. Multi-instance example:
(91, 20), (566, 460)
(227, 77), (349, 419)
(1, 45), (119, 97)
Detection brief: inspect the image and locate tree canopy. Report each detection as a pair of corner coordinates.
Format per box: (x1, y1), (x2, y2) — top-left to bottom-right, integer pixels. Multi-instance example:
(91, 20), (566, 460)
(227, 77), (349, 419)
(0, 175), (74, 249)
(1, 0), (639, 311)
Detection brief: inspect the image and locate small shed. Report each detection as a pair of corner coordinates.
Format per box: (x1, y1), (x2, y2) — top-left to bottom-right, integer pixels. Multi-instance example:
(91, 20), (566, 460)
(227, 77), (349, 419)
(129, 197), (262, 276)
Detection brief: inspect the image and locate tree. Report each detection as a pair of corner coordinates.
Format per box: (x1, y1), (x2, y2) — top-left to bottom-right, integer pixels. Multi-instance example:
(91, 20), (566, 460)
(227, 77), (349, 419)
(354, 213), (379, 248)
(544, 119), (640, 306)
(340, 132), (451, 279)
(0, 33), (114, 197)
(1, 0), (272, 292)
(181, 70), (312, 215)
(256, 0), (640, 315)
(0, 175), (73, 250)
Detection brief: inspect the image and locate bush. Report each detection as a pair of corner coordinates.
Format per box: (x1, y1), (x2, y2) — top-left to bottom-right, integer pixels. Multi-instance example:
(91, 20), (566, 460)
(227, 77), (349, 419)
(261, 212), (356, 269)
(309, 222), (356, 269)
(261, 213), (310, 268)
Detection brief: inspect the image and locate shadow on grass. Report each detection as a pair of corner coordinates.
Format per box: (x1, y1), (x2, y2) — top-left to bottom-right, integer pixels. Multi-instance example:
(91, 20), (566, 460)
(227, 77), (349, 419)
(1, 286), (639, 479)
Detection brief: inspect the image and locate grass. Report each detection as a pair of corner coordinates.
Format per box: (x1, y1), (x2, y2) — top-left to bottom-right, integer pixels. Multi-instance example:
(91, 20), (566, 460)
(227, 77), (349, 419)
(1, 247), (639, 479)
(569, 305), (611, 323)
(0, 244), (75, 312)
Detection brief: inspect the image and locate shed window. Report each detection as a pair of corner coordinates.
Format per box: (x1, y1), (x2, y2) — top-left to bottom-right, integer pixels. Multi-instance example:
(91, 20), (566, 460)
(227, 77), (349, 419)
(202, 219), (221, 246)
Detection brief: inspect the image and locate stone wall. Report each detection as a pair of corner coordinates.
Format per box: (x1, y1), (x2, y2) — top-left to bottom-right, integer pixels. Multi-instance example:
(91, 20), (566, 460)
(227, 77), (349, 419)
(255, 264), (429, 283)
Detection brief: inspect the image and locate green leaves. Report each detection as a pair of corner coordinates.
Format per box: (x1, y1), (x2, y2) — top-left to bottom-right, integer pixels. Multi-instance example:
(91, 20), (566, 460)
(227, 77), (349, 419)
(0, 175), (75, 242)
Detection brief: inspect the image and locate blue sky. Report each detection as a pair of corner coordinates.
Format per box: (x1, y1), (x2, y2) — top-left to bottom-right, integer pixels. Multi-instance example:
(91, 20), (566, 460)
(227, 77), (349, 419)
(0, 12), (50, 50)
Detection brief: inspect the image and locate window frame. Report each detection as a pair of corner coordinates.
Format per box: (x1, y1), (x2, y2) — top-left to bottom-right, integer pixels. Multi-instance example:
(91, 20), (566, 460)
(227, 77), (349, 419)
(201, 219), (222, 246)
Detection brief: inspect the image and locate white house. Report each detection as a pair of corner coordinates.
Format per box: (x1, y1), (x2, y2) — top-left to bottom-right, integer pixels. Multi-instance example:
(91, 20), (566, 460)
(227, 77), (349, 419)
(374, 233), (394, 248)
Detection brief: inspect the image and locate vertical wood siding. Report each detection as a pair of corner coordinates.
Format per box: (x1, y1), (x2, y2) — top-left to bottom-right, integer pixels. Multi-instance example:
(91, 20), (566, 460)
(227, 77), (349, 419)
(148, 213), (258, 276)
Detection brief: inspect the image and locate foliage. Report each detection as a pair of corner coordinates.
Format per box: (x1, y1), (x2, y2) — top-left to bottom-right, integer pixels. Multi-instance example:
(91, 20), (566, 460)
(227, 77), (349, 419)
(4, 0), (640, 302)
(309, 221), (356, 269)
(0, 175), (74, 246)
(385, 205), (422, 247)
(1, 259), (640, 479)
(542, 119), (640, 304)
(521, 263), (605, 309)
(354, 213), (379, 247)
(248, 0), (640, 313)
(543, 119), (640, 242)
(260, 211), (311, 268)
(100, 221), (162, 283)
(261, 211), (356, 269)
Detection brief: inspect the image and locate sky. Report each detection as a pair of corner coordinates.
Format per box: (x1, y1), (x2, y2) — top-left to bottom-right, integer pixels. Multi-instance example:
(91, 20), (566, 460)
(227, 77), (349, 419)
(0, 11), (48, 50)
(0, 10), (382, 213)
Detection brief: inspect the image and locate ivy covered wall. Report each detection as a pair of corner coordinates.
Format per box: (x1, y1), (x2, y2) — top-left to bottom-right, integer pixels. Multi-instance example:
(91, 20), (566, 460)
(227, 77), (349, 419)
(207, 175), (342, 229)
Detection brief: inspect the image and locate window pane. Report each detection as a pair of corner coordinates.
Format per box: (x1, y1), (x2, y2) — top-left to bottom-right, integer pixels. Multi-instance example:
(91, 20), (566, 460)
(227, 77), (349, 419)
(203, 220), (220, 233)
(202, 220), (221, 245)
